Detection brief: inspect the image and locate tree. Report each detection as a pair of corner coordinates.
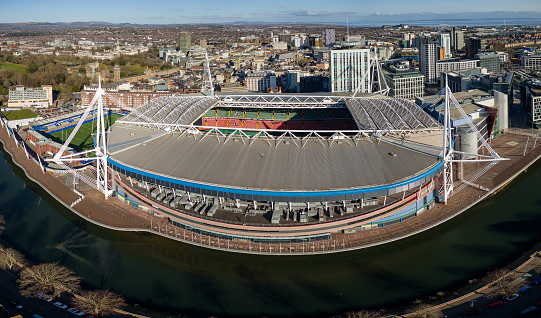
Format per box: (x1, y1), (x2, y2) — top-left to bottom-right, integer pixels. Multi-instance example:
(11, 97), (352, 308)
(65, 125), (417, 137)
(342, 309), (384, 318)
(73, 289), (126, 317)
(17, 263), (81, 297)
(483, 269), (521, 299)
(27, 63), (39, 73)
(0, 248), (26, 271)
(409, 301), (444, 318)
(0, 215), (5, 235)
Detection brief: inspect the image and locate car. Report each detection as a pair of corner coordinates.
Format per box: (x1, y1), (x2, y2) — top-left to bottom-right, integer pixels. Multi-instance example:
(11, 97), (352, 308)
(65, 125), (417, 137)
(9, 300), (23, 309)
(37, 292), (52, 302)
(67, 308), (85, 316)
(506, 293), (520, 301)
(532, 278), (541, 285)
(520, 285), (532, 293)
(53, 301), (68, 309)
(520, 306), (537, 315)
(489, 300), (504, 307)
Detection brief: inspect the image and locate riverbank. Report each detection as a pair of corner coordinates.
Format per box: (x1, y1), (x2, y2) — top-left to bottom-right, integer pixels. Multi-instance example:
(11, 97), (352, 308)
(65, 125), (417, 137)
(1, 122), (541, 255)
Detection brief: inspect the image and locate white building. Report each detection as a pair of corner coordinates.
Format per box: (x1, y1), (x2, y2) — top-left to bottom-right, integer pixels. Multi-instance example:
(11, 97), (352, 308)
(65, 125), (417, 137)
(436, 58), (480, 80)
(438, 33), (452, 59)
(8, 85), (52, 108)
(245, 71), (277, 92)
(329, 49), (372, 93)
(419, 37), (438, 84)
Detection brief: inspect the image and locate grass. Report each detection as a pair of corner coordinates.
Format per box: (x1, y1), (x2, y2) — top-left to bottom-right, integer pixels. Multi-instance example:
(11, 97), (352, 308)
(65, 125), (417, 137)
(1, 109), (38, 120)
(43, 114), (122, 151)
(0, 62), (27, 73)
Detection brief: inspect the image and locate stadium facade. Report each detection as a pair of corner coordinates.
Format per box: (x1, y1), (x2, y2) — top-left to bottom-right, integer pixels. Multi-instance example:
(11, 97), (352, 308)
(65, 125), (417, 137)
(103, 93), (447, 251)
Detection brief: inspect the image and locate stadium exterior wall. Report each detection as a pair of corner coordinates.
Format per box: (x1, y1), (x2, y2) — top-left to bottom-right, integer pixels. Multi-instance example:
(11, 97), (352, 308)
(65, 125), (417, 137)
(112, 175), (437, 242)
(108, 157), (444, 203)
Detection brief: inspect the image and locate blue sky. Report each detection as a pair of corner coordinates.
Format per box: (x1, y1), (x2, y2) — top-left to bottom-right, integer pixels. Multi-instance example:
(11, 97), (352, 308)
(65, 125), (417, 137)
(2, 0), (541, 25)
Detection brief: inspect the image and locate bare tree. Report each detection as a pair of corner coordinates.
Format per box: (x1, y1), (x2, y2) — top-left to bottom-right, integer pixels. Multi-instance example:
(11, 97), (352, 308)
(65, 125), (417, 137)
(72, 289), (126, 317)
(409, 301), (444, 318)
(17, 263), (81, 297)
(0, 215), (5, 235)
(482, 268), (521, 299)
(344, 309), (384, 318)
(0, 248), (26, 271)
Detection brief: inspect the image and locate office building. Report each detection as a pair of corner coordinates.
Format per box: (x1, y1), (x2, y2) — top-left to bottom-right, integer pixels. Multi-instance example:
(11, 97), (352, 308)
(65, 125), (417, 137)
(475, 52), (500, 73)
(522, 54), (541, 70)
(8, 85), (53, 108)
(465, 37), (482, 59)
(438, 33), (452, 59)
(419, 36), (438, 84)
(436, 58), (479, 80)
(179, 32), (191, 55)
(245, 71), (277, 92)
(325, 29), (336, 47)
(382, 60), (425, 99)
(451, 27), (464, 51)
(329, 49), (372, 93)
(520, 79), (541, 127)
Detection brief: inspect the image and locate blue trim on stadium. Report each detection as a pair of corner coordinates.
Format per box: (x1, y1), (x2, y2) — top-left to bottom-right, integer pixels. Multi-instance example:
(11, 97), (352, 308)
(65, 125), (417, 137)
(108, 156), (444, 198)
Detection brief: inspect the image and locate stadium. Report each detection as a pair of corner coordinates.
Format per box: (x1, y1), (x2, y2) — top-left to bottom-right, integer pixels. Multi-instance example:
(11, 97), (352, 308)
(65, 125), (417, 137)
(103, 93), (448, 251)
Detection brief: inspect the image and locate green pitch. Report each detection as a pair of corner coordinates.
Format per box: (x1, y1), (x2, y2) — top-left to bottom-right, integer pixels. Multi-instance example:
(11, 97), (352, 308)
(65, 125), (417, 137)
(1, 109), (38, 120)
(44, 114), (123, 151)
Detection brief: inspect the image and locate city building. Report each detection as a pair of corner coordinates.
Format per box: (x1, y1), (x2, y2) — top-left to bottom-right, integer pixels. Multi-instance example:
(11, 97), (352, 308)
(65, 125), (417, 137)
(436, 58), (479, 81)
(522, 53), (541, 70)
(438, 33), (452, 59)
(8, 85), (53, 108)
(179, 32), (191, 55)
(451, 27), (464, 51)
(382, 60), (425, 99)
(245, 71), (277, 92)
(299, 75), (328, 93)
(465, 37), (482, 59)
(419, 36), (438, 84)
(417, 89), (508, 147)
(475, 52), (500, 73)
(329, 48), (372, 93)
(520, 79), (541, 127)
(325, 29), (336, 47)
(81, 86), (178, 109)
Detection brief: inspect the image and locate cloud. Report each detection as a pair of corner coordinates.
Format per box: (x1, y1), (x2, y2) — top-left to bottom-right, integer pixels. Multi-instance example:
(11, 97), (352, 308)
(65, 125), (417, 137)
(137, 8), (149, 11)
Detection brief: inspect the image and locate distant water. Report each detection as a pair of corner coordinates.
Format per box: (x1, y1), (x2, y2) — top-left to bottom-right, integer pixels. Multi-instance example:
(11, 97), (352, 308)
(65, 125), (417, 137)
(343, 18), (541, 27)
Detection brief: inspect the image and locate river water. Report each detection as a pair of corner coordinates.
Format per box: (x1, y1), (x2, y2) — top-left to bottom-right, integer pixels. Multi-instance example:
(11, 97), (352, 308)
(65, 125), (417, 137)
(2, 147), (541, 317)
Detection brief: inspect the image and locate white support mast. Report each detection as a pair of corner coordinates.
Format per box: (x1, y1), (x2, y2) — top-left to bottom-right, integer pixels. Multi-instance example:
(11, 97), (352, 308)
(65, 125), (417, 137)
(440, 75), (454, 203)
(50, 77), (112, 198)
(202, 50), (214, 97)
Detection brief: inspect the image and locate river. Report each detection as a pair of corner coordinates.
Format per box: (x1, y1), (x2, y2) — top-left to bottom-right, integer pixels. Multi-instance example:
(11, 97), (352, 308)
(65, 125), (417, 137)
(2, 147), (541, 317)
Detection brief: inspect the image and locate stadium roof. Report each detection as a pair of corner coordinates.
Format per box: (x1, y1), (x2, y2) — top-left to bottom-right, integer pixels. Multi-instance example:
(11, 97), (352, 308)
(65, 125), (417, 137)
(108, 124), (441, 192)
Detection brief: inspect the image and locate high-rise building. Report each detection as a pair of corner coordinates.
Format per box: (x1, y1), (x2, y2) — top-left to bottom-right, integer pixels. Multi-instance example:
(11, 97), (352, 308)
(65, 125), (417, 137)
(179, 32), (191, 55)
(438, 33), (452, 59)
(325, 29), (336, 47)
(419, 36), (438, 84)
(329, 49), (371, 92)
(451, 27), (464, 51)
(465, 37), (482, 59)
